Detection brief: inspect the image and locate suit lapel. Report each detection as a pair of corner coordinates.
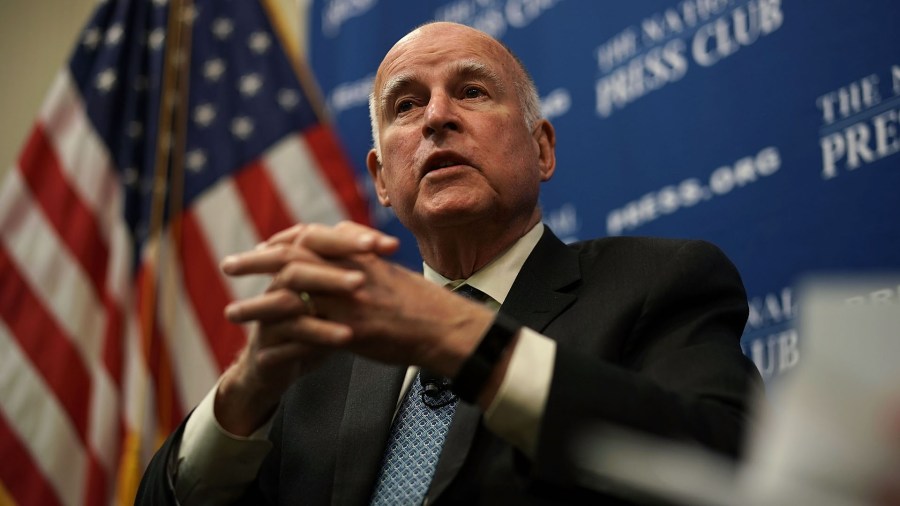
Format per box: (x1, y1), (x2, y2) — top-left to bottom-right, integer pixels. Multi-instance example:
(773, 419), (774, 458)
(333, 357), (405, 505)
(427, 226), (581, 499)
(501, 226), (580, 334)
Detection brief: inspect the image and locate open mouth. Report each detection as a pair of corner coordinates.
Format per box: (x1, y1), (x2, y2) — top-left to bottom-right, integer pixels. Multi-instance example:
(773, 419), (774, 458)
(423, 152), (472, 176)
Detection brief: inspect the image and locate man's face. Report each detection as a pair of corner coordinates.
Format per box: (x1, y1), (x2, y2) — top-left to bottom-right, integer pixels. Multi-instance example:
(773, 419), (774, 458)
(367, 23), (555, 236)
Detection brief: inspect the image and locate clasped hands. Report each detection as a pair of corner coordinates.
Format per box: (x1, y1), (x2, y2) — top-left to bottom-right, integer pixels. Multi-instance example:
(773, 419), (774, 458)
(214, 221), (494, 435)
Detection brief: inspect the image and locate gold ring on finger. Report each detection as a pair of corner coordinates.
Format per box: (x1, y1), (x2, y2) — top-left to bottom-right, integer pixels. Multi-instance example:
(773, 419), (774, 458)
(299, 291), (317, 317)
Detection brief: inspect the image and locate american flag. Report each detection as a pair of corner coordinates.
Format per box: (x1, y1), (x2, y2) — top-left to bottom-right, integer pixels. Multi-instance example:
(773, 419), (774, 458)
(0, 0), (368, 504)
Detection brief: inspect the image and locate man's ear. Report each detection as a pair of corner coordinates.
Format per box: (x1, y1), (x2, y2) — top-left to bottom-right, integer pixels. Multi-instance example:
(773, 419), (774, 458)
(366, 149), (391, 207)
(533, 119), (556, 182)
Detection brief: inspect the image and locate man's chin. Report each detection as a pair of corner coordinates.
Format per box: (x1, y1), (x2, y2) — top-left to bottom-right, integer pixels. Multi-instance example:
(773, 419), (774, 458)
(411, 203), (492, 231)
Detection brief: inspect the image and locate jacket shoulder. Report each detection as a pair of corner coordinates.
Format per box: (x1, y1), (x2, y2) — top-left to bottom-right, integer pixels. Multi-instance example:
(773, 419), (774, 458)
(568, 235), (726, 260)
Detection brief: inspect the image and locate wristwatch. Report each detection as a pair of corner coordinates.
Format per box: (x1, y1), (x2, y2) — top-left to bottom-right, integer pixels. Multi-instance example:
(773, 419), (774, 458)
(452, 312), (521, 403)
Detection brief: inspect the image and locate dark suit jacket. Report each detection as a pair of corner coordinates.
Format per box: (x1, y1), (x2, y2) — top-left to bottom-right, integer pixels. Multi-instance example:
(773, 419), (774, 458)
(137, 227), (762, 505)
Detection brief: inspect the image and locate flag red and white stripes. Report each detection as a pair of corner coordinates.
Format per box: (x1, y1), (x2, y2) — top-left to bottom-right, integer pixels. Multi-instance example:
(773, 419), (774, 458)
(0, 0), (369, 503)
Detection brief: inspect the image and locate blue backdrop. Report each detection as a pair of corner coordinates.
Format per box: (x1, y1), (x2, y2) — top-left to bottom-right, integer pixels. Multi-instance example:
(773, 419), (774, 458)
(307, 0), (900, 383)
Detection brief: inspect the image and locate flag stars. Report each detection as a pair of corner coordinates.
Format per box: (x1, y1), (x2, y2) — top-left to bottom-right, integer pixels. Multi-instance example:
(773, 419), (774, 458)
(212, 18), (234, 40)
(95, 69), (117, 93)
(148, 28), (165, 50)
(122, 167), (139, 187)
(231, 116), (254, 139)
(277, 89), (300, 110)
(128, 121), (143, 139)
(186, 149), (207, 172)
(82, 28), (101, 49)
(239, 73), (264, 97)
(193, 104), (217, 127)
(204, 58), (226, 82)
(248, 31), (271, 54)
(105, 23), (124, 46)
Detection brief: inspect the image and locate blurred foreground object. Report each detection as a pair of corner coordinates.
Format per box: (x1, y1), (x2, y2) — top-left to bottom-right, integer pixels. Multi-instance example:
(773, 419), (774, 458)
(574, 274), (900, 506)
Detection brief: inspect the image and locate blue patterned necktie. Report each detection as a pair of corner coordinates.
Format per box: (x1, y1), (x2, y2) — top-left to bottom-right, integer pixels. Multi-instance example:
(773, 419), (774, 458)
(369, 284), (488, 505)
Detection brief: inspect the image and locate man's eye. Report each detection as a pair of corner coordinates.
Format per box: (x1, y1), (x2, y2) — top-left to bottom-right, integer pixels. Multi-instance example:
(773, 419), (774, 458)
(396, 100), (414, 113)
(464, 87), (484, 99)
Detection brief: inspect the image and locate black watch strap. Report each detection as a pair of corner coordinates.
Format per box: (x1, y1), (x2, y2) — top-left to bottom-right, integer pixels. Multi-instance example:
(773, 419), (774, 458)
(452, 312), (521, 403)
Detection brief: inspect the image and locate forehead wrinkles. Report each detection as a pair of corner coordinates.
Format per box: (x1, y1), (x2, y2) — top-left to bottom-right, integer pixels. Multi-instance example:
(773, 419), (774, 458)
(378, 59), (509, 114)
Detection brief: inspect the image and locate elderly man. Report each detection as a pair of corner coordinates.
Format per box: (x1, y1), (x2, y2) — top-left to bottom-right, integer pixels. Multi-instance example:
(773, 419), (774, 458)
(138, 21), (762, 505)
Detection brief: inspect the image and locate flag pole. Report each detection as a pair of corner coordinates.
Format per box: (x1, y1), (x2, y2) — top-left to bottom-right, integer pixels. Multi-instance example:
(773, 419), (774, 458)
(117, 0), (191, 502)
(259, 0), (333, 125)
(160, 0), (194, 442)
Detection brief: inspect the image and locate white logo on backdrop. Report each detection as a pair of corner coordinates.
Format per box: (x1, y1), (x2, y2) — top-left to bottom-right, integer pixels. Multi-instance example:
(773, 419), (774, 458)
(817, 65), (900, 180)
(541, 88), (571, 120)
(436, 0), (561, 39)
(328, 74), (375, 116)
(594, 0), (785, 118)
(606, 146), (781, 236)
(322, 0), (378, 37)
(742, 286), (799, 380)
(543, 202), (580, 243)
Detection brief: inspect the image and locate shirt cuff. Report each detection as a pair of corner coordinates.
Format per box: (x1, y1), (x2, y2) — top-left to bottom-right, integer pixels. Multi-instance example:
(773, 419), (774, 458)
(174, 382), (274, 504)
(483, 327), (556, 458)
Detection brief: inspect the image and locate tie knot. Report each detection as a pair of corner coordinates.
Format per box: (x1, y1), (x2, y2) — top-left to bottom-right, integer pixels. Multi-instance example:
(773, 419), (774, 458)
(453, 283), (489, 303)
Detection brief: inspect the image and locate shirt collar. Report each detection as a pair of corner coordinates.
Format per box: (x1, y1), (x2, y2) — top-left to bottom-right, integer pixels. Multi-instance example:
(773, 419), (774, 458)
(423, 222), (544, 305)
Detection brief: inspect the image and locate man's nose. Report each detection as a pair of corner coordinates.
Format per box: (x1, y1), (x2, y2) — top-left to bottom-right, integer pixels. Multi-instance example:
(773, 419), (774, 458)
(422, 92), (460, 137)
